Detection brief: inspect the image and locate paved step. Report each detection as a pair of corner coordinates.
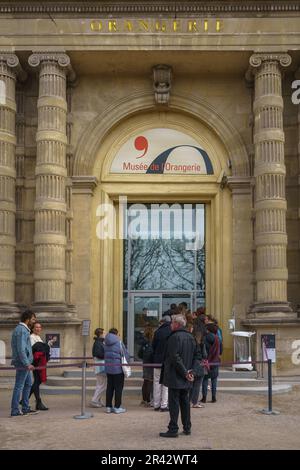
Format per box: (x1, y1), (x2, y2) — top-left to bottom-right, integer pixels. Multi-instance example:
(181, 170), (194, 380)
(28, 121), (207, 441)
(62, 368), (258, 380)
(46, 376), (265, 388)
(63, 369), (143, 378)
(40, 383), (292, 396)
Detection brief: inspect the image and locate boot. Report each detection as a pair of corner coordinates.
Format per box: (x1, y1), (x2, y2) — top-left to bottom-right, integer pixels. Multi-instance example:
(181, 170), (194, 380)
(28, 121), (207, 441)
(200, 396), (206, 403)
(36, 398), (49, 411)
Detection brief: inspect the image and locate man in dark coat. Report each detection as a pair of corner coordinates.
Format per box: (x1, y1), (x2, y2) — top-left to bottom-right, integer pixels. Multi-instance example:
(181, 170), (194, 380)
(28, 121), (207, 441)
(159, 314), (197, 438)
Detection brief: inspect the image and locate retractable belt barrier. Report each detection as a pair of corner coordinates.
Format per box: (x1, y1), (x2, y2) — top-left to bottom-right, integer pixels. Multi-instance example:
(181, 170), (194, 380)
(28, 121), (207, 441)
(0, 358), (277, 417)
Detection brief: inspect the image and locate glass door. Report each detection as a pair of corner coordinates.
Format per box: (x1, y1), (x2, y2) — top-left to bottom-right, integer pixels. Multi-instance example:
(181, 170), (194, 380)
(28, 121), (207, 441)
(128, 293), (162, 359)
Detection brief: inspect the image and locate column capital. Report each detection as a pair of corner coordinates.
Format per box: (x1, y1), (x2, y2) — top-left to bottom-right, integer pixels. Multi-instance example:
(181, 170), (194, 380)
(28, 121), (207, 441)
(0, 52), (27, 81)
(249, 53), (292, 69)
(28, 51), (76, 81)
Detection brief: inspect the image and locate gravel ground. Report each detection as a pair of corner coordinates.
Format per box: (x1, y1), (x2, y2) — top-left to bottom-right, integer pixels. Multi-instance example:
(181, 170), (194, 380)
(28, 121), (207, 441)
(1, 389), (300, 450)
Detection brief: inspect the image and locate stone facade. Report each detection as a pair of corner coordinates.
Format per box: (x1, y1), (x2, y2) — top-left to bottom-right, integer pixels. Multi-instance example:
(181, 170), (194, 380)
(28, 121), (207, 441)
(1, 1), (300, 375)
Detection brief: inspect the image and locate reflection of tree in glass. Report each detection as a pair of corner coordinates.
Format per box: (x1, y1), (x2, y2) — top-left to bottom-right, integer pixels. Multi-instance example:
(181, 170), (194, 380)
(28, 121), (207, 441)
(129, 238), (205, 292)
(197, 246), (205, 294)
(130, 239), (162, 289)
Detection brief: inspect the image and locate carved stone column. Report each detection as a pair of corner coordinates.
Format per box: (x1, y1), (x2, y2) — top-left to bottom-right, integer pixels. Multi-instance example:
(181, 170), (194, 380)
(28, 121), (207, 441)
(249, 53), (293, 316)
(28, 52), (75, 311)
(0, 53), (26, 314)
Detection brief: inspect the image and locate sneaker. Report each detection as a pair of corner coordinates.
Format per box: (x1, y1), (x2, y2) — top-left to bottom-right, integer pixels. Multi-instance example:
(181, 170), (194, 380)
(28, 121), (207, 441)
(106, 407), (113, 413)
(160, 407), (169, 412)
(90, 401), (103, 408)
(181, 430), (191, 435)
(11, 411), (24, 417)
(154, 407), (160, 411)
(22, 409), (39, 415)
(211, 397), (217, 403)
(113, 407), (126, 414)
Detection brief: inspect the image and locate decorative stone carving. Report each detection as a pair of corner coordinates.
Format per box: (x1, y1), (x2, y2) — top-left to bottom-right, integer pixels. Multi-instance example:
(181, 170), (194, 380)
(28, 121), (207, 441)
(249, 53), (292, 315)
(1, 2), (300, 14)
(152, 65), (172, 105)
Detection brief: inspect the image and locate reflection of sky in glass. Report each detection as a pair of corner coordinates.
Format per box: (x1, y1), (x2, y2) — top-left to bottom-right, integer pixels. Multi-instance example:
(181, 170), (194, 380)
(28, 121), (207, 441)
(124, 204), (205, 294)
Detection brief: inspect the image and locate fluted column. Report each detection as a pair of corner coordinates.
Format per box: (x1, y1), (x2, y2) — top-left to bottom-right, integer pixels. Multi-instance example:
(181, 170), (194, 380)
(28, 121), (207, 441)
(250, 53), (292, 315)
(0, 53), (25, 312)
(28, 52), (75, 309)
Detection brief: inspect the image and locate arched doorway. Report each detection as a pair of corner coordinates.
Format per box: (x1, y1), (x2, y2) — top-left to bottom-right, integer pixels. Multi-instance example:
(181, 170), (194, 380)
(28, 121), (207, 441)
(89, 110), (233, 359)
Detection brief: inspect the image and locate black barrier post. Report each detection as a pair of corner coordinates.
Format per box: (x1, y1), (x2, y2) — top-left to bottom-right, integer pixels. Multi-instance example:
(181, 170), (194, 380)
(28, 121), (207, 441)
(260, 359), (280, 415)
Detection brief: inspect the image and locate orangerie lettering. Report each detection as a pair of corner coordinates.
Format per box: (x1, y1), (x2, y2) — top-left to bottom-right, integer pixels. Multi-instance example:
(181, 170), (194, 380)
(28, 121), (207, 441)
(90, 18), (222, 33)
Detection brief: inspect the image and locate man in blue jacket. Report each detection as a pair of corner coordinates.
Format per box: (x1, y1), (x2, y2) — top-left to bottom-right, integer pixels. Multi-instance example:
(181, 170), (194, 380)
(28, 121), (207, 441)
(11, 309), (37, 416)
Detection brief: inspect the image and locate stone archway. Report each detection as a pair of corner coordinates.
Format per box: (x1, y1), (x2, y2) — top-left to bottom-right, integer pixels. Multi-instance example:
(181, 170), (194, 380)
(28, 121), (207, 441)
(73, 91), (250, 177)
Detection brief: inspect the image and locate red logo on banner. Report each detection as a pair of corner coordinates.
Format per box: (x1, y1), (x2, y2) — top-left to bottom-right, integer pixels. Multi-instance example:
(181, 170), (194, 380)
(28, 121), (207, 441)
(134, 135), (148, 158)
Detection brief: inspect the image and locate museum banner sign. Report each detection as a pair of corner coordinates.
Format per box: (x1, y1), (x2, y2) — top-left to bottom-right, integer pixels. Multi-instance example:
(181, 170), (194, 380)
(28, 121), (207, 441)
(110, 128), (214, 175)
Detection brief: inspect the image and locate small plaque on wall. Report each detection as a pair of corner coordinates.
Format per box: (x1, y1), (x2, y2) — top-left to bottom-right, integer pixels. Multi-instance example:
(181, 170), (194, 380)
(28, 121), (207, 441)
(261, 334), (276, 363)
(46, 333), (61, 362)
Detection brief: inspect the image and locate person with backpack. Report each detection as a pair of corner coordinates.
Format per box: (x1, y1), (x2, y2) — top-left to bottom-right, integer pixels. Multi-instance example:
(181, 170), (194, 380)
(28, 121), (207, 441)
(90, 328), (106, 408)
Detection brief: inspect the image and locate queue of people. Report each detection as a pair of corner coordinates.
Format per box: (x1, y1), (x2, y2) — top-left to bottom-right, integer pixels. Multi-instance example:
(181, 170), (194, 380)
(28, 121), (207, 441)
(9, 304), (222, 438)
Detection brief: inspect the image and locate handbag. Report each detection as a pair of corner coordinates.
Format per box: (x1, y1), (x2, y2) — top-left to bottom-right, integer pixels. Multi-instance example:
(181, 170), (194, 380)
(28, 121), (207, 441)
(120, 342), (131, 378)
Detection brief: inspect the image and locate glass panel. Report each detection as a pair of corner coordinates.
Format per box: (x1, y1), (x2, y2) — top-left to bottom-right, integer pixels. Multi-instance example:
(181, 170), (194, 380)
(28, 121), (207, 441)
(122, 293), (128, 348)
(130, 239), (195, 290)
(123, 203), (206, 356)
(133, 295), (161, 360)
(162, 293), (192, 315)
(196, 245), (205, 295)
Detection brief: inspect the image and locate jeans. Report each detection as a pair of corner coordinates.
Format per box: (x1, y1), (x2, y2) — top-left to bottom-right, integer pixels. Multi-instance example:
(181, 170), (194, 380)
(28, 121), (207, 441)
(189, 376), (203, 405)
(11, 368), (32, 415)
(202, 375), (217, 398)
(168, 388), (191, 434)
(106, 373), (124, 408)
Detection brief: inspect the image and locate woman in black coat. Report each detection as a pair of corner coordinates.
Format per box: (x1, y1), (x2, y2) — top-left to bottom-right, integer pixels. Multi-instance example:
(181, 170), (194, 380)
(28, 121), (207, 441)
(189, 324), (207, 408)
(90, 328), (106, 408)
(201, 323), (222, 403)
(138, 326), (154, 406)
